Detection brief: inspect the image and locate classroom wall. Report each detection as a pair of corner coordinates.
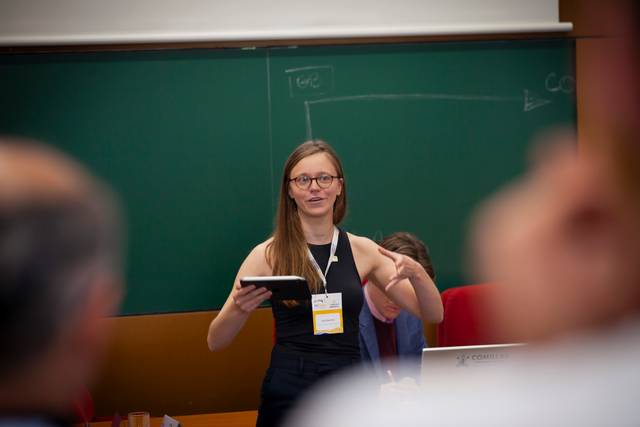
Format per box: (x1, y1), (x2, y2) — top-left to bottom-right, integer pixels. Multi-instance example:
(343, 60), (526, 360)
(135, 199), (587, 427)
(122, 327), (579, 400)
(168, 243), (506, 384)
(38, 0), (612, 418)
(92, 309), (273, 416)
(560, 0), (619, 153)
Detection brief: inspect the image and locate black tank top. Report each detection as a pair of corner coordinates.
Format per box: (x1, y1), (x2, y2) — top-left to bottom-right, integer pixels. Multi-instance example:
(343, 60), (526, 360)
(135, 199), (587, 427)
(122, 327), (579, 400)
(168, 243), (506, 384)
(272, 228), (364, 358)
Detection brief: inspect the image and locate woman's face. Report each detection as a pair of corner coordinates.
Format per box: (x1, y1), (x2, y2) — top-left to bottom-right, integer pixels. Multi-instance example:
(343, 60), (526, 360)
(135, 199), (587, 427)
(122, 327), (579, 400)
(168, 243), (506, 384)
(288, 152), (342, 220)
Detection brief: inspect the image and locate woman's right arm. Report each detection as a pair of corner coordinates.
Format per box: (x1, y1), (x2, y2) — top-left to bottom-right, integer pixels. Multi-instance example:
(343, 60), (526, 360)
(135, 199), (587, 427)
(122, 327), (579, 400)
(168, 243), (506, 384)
(207, 241), (272, 351)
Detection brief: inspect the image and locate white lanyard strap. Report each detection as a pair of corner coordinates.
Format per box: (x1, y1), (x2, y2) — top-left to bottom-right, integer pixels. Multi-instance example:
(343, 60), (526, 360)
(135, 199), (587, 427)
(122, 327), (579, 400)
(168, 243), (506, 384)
(307, 227), (339, 295)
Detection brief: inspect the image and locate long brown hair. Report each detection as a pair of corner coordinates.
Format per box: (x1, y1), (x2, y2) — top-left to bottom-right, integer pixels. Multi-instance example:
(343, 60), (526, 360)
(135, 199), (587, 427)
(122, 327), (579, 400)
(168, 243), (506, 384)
(267, 140), (347, 299)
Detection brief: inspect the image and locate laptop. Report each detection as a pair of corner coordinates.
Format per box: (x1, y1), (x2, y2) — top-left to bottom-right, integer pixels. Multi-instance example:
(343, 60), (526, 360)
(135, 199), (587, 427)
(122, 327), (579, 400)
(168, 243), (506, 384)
(421, 343), (526, 382)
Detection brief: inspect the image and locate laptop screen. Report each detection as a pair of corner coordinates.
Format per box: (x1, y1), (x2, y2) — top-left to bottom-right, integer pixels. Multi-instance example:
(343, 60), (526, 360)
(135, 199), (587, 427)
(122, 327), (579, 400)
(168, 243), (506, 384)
(421, 343), (526, 382)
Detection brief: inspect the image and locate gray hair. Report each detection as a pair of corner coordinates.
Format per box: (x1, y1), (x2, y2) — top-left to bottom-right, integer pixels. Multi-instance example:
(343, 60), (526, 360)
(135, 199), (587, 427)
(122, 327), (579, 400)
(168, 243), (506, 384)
(0, 138), (123, 380)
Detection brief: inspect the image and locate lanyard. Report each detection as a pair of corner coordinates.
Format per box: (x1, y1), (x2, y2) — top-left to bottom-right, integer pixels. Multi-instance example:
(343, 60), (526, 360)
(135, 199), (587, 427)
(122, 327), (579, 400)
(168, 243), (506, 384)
(307, 227), (339, 295)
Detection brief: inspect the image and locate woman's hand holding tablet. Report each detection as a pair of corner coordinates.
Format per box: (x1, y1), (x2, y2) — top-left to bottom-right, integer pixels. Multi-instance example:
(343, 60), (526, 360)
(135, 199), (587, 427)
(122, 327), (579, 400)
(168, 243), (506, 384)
(240, 276), (311, 300)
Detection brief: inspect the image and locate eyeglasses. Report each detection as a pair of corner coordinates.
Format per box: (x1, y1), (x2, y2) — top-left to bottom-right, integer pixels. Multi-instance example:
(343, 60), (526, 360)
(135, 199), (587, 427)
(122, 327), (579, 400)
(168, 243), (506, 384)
(289, 174), (340, 190)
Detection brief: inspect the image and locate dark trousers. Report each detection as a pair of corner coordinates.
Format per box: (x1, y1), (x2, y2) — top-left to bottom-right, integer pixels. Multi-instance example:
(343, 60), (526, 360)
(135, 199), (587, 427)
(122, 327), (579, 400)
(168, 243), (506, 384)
(256, 347), (360, 427)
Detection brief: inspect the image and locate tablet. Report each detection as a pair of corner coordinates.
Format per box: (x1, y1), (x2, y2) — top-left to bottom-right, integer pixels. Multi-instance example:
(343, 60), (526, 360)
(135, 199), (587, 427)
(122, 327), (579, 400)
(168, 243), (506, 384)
(240, 275), (311, 300)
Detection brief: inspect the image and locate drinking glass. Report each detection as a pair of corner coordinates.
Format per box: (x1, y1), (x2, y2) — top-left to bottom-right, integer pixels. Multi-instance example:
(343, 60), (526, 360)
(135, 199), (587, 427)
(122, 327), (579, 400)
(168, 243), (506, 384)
(127, 411), (150, 427)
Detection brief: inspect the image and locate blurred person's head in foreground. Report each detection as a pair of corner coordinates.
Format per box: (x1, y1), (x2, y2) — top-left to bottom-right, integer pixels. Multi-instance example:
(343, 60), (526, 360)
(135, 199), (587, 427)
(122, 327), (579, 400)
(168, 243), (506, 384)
(470, 0), (640, 343)
(0, 137), (123, 419)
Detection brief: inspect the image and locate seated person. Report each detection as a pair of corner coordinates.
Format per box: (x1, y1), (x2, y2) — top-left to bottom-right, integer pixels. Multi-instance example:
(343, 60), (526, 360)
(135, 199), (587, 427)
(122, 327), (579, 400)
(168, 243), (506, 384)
(359, 232), (436, 380)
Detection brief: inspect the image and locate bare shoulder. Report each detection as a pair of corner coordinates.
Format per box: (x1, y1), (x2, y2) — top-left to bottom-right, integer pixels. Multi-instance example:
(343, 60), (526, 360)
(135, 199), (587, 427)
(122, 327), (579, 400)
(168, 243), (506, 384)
(240, 237), (273, 276)
(251, 237), (274, 256)
(347, 232), (378, 255)
(346, 232), (379, 279)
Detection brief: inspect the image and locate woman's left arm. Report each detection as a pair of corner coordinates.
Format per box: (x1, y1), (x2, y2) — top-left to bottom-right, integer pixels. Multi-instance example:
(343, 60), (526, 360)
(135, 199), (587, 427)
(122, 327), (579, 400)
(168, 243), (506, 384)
(355, 236), (443, 323)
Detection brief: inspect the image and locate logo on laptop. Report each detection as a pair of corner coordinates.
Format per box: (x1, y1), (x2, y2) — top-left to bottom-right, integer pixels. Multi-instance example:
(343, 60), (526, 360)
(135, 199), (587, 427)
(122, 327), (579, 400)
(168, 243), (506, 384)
(455, 354), (470, 367)
(456, 351), (510, 367)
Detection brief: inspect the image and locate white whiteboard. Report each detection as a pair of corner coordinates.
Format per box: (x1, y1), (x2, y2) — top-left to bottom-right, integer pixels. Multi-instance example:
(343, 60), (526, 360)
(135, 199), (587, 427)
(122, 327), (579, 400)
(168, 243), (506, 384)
(0, 0), (572, 46)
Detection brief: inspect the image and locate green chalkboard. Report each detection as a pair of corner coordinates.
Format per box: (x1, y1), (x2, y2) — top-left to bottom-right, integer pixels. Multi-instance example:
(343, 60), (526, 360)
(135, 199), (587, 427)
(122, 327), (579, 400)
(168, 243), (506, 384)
(0, 40), (575, 314)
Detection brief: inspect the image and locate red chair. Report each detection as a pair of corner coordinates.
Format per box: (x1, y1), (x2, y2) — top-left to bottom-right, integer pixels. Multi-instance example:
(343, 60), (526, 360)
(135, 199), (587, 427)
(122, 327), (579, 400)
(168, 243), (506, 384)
(436, 284), (503, 347)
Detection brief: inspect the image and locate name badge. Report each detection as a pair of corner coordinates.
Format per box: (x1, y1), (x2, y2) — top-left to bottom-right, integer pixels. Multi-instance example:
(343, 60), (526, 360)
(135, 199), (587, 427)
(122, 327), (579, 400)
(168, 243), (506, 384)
(311, 292), (344, 335)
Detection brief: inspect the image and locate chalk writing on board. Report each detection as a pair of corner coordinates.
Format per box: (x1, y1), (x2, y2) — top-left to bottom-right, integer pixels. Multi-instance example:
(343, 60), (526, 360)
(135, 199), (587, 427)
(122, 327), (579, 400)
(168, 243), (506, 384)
(303, 90), (552, 140)
(545, 72), (576, 94)
(523, 90), (552, 112)
(285, 65), (334, 98)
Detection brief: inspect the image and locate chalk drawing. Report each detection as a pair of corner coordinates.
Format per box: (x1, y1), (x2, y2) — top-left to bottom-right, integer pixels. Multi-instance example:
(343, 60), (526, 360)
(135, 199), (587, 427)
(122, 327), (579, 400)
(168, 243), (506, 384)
(304, 90), (552, 139)
(545, 72), (576, 94)
(285, 65), (334, 98)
